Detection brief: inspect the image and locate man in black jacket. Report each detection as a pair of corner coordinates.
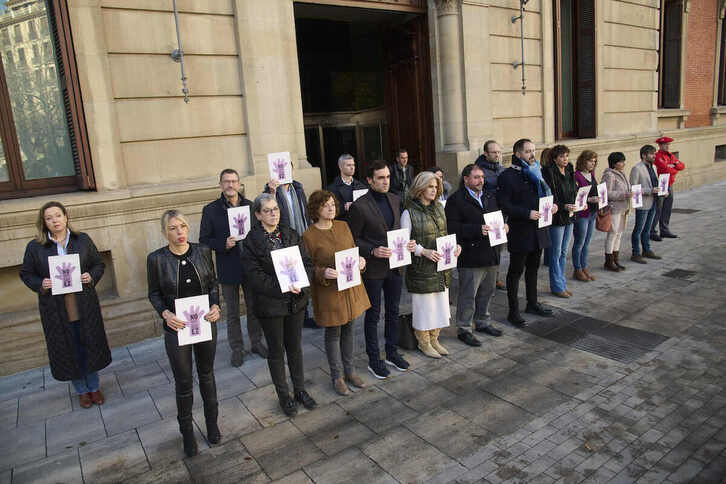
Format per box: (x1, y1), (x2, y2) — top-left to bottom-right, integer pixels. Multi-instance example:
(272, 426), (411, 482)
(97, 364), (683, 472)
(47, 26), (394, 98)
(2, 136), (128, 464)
(327, 153), (368, 223)
(348, 160), (415, 379)
(200, 169), (267, 367)
(475, 140), (506, 290)
(389, 148), (414, 198)
(446, 164), (506, 347)
(497, 139), (556, 326)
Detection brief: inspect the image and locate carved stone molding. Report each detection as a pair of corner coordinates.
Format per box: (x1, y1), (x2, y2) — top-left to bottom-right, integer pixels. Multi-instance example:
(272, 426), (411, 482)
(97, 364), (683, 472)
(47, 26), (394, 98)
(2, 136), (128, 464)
(435, 0), (461, 16)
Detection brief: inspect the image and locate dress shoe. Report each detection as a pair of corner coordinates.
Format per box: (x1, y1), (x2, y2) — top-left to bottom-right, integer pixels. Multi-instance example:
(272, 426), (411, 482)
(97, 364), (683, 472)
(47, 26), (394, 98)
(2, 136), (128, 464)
(79, 393), (93, 409)
(206, 420), (221, 444)
(90, 390), (104, 405)
(643, 250), (662, 260)
(582, 269), (596, 280)
(231, 352), (244, 367)
(333, 378), (351, 396)
(475, 324), (503, 337)
(457, 331), (482, 347)
(564, 290), (573, 296)
(496, 280), (506, 290)
(344, 373), (367, 388)
(279, 395), (297, 417)
(551, 291), (570, 298)
(573, 269), (589, 282)
(251, 341), (268, 358)
(507, 311), (526, 326)
(650, 233), (662, 241)
(630, 254), (647, 264)
(661, 232), (678, 238)
(294, 390), (317, 410)
(525, 303), (554, 317)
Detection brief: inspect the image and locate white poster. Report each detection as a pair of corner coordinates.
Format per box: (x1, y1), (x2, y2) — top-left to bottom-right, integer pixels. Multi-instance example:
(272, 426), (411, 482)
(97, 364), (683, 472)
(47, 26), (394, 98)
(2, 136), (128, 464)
(597, 182), (608, 209)
(574, 186), (591, 212)
(270, 245), (310, 293)
(436, 234), (458, 272)
(483, 210), (507, 247)
(631, 184), (643, 209)
(658, 173), (670, 196)
(227, 205), (251, 241)
(175, 294), (212, 346)
(267, 151), (293, 185)
(49, 253), (82, 295)
(352, 189), (368, 201)
(387, 228), (411, 269)
(538, 196), (554, 228)
(335, 247), (361, 292)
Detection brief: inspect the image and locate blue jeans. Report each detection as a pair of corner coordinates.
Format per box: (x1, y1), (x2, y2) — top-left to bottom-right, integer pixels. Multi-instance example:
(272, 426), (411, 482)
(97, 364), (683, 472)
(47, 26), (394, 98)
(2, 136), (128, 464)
(363, 271), (402, 362)
(631, 205), (656, 255)
(549, 224), (573, 293)
(70, 321), (99, 395)
(572, 213), (596, 269)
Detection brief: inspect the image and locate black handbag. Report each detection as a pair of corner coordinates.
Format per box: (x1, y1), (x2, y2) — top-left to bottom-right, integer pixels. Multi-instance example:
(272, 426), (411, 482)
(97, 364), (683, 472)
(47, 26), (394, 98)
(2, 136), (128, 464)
(397, 313), (417, 350)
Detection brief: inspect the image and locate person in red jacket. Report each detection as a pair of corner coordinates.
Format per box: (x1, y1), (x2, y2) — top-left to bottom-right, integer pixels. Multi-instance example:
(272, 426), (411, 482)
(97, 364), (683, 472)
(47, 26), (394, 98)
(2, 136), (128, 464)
(651, 136), (685, 239)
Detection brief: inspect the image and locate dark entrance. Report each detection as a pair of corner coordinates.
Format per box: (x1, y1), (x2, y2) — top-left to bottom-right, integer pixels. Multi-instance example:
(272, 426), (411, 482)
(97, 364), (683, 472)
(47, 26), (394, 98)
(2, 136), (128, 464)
(294, 3), (435, 186)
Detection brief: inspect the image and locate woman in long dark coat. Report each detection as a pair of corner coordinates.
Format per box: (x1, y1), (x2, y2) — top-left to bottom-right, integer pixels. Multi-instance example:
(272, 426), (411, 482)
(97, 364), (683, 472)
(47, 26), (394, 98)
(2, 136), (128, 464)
(20, 201), (111, 409)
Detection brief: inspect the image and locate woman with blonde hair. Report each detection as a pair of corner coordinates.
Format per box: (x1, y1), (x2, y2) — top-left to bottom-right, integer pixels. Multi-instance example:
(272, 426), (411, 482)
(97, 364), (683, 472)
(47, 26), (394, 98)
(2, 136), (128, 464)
(402, 172), (461, 358)
(20, 201), (111, 409)
(147, 209), (221, 457)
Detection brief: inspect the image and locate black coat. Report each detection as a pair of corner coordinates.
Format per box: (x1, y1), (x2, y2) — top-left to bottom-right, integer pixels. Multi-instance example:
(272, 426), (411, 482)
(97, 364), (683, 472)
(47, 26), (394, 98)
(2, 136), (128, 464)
(20, 232), (111, 381)
(241, 224), (312, 319)
(475, 155), (505, 199)
(146, 243), (220, 332)
(497, 158), (552, 253)
(199, 193), (253, 284)
(347, 190), (402, 280)
(445, 186), (500, 268)
(389, 163), (414, 197)
(265, 181), (309, 233)
(327, 176), (368, 222)
(542, 164), (577, 226)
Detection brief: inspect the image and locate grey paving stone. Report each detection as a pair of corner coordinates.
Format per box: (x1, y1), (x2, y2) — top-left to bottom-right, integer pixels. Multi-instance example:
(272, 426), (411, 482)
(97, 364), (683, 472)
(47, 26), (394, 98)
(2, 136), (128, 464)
(127, 337), (165, 365)
(291, 402), (375, 456)
(115, 361), (169, 396)
(184, 438), (267, 484)
(0, 469), (8, 484)
(12, 448), (82, 484)
(136, 416), (208, 466)
(69, 373), (124, 412)
(337, 386), (418, 433)
(269, 471), (313, 484)
(481, 378), (571, 417)
(0, 368), (44, 403)
(238, 355), (274, 388)
(668, 457), (706, 482)
(239, 384), (290, 428)
(123, 460), (192, 484)
(0, 398), (17, 430)
(17, 384), (71, 425)
(147, 382), (203, 419)
(447, 390), (533, 435)
(99, 392), (161, 436)
(46, 404), (106, 456)
(192, 396), (261, 442)
(0, 421), (45, 471)
(303, 447), (396, 484)
(212, 366), (256, 400)
(79, 429), (149, 484)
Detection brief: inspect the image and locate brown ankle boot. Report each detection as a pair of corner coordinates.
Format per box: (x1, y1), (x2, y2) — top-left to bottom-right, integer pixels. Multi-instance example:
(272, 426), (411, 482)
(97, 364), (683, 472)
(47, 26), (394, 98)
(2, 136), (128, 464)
(573, 269), (589, 282)
(613, 251), (626, 270)
(604, 254), (619, 272)
(582, 268), (595, 281)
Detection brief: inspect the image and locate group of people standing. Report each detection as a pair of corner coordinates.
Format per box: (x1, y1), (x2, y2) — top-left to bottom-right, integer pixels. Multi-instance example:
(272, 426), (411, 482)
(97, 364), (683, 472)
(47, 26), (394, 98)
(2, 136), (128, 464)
(19, 139), (684, 459)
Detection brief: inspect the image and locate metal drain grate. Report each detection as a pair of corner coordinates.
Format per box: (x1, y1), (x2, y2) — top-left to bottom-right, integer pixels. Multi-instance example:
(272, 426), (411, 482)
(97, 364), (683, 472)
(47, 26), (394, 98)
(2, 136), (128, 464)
(671, 208), (700, 214)
(663, 269), (698, 281)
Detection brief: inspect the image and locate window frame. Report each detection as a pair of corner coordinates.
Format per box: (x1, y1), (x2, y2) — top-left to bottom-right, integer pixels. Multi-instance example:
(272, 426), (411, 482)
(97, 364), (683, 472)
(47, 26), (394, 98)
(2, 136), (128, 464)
(658, 0), (685, 109)
(0, 0), (94, 200)
(718, 7), (726, 106)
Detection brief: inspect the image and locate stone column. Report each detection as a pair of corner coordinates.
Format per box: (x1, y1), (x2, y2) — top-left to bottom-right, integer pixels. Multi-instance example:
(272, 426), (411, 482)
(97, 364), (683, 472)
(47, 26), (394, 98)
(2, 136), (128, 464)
(434, 0), (467, 152)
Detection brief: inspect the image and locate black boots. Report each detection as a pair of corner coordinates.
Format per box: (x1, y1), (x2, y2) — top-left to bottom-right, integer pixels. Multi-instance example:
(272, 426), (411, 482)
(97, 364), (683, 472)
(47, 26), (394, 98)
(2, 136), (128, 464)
(177, 394), (198, 458)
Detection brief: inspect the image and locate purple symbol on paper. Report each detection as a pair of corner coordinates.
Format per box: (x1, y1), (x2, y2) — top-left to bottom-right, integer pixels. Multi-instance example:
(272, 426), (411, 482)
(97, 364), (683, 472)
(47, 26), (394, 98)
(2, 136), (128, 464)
(541, 203), (552, 223)
(340, 257), (357, 282)
(659, 179), (668, 192)
(392, 237), (406, 261)
(54, 262), (76, 288)
(233, 213), (248, 237)
(183, 305), (206, 336)
(272, 158), (287, 181)
(634, 190), (642, 205)
(577, 191), (587, 208)
(441, 241), (455, 265)
(598, 187), (606, 204)
(490, 220), (504, 240)
(280, 257), (299, 284)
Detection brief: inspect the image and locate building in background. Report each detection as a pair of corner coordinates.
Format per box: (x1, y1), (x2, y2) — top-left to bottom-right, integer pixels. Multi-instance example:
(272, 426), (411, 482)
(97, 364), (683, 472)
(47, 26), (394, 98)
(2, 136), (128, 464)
(1, 0), (725, 374)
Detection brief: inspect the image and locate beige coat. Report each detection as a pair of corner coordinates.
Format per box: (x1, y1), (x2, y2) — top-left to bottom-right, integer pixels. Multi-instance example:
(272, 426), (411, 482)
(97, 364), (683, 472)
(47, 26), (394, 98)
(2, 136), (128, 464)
(602, 168), (631, 215)
(302, 221), (371, 327)
(629, 161), (657, 210)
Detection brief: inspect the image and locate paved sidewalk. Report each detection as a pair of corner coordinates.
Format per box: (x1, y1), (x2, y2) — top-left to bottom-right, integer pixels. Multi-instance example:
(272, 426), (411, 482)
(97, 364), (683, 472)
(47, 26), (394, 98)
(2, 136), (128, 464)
(2, 180), (726, 484)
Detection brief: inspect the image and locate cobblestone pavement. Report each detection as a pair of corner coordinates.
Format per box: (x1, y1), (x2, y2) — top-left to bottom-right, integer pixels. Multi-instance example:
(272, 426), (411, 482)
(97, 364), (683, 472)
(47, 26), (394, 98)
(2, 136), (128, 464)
(2, 180), (726, 484)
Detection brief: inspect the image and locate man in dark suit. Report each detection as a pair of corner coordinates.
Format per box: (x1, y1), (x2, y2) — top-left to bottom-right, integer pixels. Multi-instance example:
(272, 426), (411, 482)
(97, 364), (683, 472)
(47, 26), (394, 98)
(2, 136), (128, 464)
(389, 148), (414, 198)
(200, 169), (267, 367)
(348, 160), (415, 379)
(445, 164), (506, 347)
(497, 139), (556, 326)
(265, 162), (309, 237)
(326, 153), (368, 223)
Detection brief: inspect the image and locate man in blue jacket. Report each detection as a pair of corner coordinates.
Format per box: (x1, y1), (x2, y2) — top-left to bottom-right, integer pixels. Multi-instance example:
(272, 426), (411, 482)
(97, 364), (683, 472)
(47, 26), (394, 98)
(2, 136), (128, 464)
(200, 169), (267, 366)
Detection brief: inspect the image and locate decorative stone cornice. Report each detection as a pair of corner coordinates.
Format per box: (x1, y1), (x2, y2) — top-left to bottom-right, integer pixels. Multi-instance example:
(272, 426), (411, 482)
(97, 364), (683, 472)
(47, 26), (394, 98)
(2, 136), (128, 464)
(435, 0), (461, 16)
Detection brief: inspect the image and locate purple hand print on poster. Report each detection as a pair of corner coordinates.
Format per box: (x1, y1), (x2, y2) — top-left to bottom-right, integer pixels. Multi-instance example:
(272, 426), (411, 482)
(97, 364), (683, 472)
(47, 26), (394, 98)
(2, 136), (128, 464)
(183, 305), (206, 336)
(657, 174), (670, 196)
(538, 196), (554, 228)
(441, 242), (454, 265)
(280, 257), (299, 284)
(577, 191), (587, 207)
(227, 206), (251, 241)
(490, 220), (504, 240)
(233, 212), (247, 237)
(483, 210), (507, 246)
(55, 262), (76, 288)
(267, 151), (293, 184)
(335, 247), (361, 291)
(270, 245), (310, 293)
(386, 228), (411, 269)
(392, 237), (406, 261)
(272, 158), (287, 181)
(340, 257), (357, 282)
(436, 234), (457, 271)
(48, 253), (82, 295)
(597, 182), (608, 209)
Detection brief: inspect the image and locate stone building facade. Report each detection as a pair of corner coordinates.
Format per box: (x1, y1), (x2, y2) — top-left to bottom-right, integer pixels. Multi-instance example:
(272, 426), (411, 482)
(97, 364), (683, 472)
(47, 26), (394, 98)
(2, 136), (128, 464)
(1, 0), (725, 374)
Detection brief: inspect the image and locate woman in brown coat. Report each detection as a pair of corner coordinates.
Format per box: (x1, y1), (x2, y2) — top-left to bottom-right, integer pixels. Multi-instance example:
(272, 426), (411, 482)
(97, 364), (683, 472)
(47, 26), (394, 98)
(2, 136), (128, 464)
(303, 190), (371, 395)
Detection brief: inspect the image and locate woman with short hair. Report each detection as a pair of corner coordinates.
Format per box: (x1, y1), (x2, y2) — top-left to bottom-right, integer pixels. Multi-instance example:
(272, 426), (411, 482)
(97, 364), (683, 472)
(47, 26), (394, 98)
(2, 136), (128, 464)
(147, 209), (222, 457)
(571, 150), (600, 282)
(402, 172), (461, 358)
(242, 194), (317, 416)
(20, 201), (111, 410)
(602, 152), (632, 271)
(303, 190), (370, 395)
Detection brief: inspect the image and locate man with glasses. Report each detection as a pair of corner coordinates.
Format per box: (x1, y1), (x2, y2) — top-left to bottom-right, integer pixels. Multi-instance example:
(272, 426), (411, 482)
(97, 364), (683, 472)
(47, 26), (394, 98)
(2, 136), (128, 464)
(476, 140), (507, 290)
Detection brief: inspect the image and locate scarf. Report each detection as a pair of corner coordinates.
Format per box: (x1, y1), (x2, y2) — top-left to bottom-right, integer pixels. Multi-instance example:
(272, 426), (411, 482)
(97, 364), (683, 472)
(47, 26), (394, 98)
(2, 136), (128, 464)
(517, 157), (549, 197)
(283, 184), (308, 236)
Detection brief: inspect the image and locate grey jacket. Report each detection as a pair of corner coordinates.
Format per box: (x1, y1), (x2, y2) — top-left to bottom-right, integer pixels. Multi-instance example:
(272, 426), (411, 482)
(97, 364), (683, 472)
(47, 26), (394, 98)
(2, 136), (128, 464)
(602, 168), (631, 215)
(629, 161), (657, 210)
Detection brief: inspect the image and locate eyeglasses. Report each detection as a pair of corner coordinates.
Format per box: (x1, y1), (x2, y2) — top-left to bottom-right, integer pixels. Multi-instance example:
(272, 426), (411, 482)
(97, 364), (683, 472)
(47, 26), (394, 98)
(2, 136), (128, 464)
(261, 207), (280, 215)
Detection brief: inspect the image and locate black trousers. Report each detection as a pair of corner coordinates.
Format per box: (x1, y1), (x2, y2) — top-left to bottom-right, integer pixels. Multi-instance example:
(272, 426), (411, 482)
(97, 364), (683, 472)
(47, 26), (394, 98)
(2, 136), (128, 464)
(506, 249), (542, 312)
(164, 325), (218, 429)
(259, 309), (306, 399)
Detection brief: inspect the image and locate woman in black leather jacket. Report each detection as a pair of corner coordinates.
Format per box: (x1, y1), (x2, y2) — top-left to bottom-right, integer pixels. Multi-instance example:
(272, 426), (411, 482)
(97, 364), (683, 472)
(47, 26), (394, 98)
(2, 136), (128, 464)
(242, 193), (317, 417)
(147, 209), (221, 457)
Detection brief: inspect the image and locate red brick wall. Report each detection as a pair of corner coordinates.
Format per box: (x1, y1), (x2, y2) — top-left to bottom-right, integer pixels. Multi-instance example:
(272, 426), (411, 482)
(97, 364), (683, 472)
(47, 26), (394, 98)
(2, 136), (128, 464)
(684, 0), (718, 127)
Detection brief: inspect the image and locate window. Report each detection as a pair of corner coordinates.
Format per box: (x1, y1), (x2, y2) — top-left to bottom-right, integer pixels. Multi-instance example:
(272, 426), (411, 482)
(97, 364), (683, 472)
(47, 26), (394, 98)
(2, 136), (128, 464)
(13, 24), (21, 42)
(28, 20), (37, 40)
(1, 29), (8, 44)
(659, 0), (683, 108)
(0, 0), (94, 198)
(554, 0), (596, 139)
(719, 15), (726, 105)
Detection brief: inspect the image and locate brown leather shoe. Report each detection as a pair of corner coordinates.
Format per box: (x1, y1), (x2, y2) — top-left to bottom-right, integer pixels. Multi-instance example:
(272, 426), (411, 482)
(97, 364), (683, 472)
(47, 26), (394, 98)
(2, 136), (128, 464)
(630, 254), (647, 264)
(582, 269), (596, 281)
(643, 250), (662, 260)
(551, 291), (570, 298)
(604, 254), (620, 271)
(573, 269), (589, 282)
(90, 390), (105, 405)
(345, 373), (367, 388)
(79, 393), (93, 409)
(564, 290), (573, 297)
(496, 280), (506, 290)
